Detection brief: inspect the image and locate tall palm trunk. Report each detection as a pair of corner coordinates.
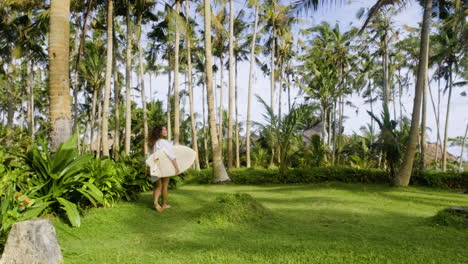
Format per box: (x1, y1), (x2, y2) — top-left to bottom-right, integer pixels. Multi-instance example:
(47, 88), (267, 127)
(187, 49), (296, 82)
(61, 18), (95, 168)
(235, 59), (240, 168)
(73, 0), (93, 138)
(442, 65), (453, 171)
(185, 1), (200, 170)
(219, 55), (224, 149)
(398, 69), (403, 130)
(101, 0), (113, 157)
(96, 98), (102, 158)
(174, 0), (181, 144)
(397, 0), (432, 186)
(459, 123), (468, 170)
(27, 62), (34, 139)
(419, 74), (428, 169)
(49, 0), (72, 150)
(430, 76), (442, 166)
(246, 4), (259, 168)
(137, 13), (148, 155)
(204, 0), (229, 182)
(124, 5), (133, 155)
(202, 80), (210, 168)
(167, 70), (172, 140)
(90, 87), (98, 152)
(382, 33), (389, 108)
(369, 79), (375, 144)
(113, 20), (120, 159)
(227, 0), (235, 169)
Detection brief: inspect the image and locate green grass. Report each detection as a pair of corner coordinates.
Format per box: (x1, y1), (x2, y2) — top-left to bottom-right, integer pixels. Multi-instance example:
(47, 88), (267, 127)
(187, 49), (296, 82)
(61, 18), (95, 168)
(53, 183), (468, 264)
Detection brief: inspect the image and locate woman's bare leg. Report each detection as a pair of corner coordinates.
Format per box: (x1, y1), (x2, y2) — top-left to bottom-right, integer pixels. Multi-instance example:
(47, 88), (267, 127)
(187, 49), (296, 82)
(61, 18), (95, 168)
(153, 180), (163, 212)
(161, 177), (171, 209)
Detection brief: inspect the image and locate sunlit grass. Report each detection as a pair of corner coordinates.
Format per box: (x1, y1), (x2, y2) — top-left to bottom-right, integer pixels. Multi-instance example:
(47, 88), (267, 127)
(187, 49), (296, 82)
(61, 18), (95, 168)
(54, 183), (468, 264)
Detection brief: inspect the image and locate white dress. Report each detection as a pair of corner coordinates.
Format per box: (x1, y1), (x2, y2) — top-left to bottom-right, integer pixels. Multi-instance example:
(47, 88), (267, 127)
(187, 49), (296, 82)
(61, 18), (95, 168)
(153, 139), (176, 160)
(146, 139), (176, 183)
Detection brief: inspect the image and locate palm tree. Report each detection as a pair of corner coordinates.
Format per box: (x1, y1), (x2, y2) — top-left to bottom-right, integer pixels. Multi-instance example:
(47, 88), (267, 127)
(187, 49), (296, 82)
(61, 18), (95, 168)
(101, 0), (114, 157)
(81, 42), (105, 153)
(123, 0), (134, 155)
(185, 0), (200, 170)
(204, 0), (230, 182)
(245, 0), (257, 163)
(396, 0), (432, 185)
(49, 0), (72, 150)
(173, 0), (182, 144)
(227, 0), (235, 169)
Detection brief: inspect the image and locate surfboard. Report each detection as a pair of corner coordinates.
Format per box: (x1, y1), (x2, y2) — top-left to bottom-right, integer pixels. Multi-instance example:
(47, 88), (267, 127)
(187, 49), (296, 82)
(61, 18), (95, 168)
(145, 145), (196, 178)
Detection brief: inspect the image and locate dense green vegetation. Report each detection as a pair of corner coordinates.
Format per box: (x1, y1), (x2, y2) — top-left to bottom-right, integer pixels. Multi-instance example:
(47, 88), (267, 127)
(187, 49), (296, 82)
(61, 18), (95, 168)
(53, 183), (468, 263)
(0, 0), (466, 261)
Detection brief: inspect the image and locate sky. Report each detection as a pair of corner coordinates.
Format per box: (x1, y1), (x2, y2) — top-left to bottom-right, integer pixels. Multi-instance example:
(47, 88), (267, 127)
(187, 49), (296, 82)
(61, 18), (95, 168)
(139, 0), (468, 161)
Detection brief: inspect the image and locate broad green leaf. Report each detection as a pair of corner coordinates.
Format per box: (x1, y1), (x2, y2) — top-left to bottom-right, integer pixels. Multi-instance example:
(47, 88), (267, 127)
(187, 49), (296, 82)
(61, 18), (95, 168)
(57, 197), (81, 227)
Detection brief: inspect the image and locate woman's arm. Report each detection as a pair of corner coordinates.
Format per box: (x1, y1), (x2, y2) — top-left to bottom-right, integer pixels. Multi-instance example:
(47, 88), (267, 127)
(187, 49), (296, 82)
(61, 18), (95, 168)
(170, 158), (180, 174)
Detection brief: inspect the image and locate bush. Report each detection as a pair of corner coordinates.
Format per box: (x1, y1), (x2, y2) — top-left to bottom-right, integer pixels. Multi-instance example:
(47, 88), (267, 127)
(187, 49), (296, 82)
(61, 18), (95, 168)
(197, 193), (270, 226)
(432, 207), (468, 229)
(411, 170), (468, 189)
(185, 167), (468, 189)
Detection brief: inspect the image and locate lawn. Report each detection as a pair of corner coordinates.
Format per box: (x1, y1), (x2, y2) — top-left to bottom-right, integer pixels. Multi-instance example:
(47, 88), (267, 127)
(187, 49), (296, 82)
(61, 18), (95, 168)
(53, 182), (468, 264)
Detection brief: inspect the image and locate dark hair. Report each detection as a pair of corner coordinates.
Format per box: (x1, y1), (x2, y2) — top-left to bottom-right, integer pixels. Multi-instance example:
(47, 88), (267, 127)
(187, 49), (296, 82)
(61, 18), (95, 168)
(149, 125), (165, 148)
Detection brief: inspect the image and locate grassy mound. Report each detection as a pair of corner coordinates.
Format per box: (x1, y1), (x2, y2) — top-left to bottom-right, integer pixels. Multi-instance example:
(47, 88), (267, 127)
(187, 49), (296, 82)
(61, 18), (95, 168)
(197, 193), (270, 226)
(432, 207), (468, 229)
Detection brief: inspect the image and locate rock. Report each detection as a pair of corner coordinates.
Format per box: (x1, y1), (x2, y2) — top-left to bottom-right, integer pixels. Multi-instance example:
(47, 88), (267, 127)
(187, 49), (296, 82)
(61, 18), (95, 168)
(0, 220), (63, 264)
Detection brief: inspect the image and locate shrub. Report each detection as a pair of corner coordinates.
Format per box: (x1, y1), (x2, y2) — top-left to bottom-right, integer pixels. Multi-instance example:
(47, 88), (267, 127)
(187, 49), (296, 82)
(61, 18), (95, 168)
(197, 193), (270, 226)
(18, 135), (103, 227)
(185, 167), (468, 189)
(432, 207), (468, 229)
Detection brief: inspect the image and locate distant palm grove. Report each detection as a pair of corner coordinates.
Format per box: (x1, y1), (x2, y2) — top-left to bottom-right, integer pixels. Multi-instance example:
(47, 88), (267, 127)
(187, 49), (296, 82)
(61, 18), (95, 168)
(0, 0), (467, 185)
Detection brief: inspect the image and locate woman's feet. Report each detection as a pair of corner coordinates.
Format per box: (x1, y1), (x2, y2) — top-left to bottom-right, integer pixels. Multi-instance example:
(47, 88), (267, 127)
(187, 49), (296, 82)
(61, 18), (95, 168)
(162, 204), (171, 209)
(154, 203), (164, 212)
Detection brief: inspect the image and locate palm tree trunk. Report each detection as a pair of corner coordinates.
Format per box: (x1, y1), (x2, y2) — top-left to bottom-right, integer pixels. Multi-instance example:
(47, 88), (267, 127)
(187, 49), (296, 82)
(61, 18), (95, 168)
(137, 13), (148, 155)
(227, 0), (235, 169)
(332, 100), (337, 164)
(174, 0), (181, 144)
(287, 71), (291, 112)
(246, 4), (259, 168)
(442, 65), (453, 172)
(235, 59), (240, 168)
(90, 87), (97, 152)
(185, 1), (200, 170)
(459, 123), (468, 170)
(321, 105), (327, 145)
(73, 0), (93, 138)
(369, 79), (374, 144)
(113, 21), (120, 159)
(431, 76), (442, 167)
(420, 74), (428, 170)
(398, 68), (403, 130)
(338, 95), (344, 164)
(125, 5), (133, 155)
(27, 62), (35, 139)
(96, 98), (102, 158)
(101, 0), (113, 157)
(49, 0), (72, 151)
(167, 70), (172, 141)
(202, 80), (210, 168)
(397, 0), (432, 186)
(204, 0), (229, 182)
(219, 56), (224, 150)
(382, 33), (389, 108)
(149, 74), (153, 102)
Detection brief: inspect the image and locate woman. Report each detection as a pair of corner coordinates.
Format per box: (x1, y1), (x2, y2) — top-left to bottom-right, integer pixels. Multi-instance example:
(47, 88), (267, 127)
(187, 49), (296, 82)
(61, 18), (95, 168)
(148, 125), (180, 212)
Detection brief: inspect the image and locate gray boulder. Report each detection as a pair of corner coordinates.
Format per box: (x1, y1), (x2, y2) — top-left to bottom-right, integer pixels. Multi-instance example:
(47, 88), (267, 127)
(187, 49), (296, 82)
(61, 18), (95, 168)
(0, 220), (63, 264)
